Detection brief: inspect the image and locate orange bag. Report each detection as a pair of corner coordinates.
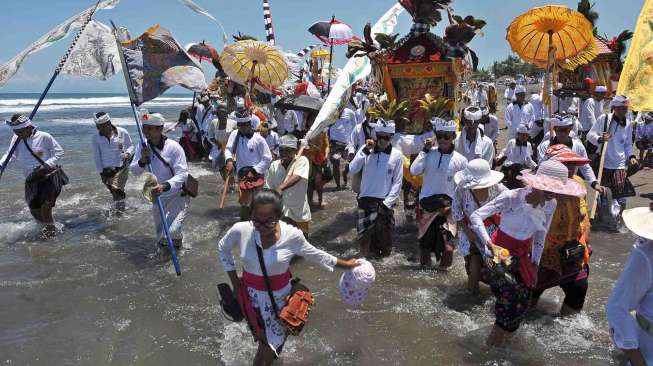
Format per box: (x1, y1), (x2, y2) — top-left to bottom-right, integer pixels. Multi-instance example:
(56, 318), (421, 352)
(279, 280), (314, 336)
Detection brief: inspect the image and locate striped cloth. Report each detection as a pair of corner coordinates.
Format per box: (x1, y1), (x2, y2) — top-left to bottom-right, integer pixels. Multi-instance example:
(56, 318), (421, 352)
(262, 0), (275, 45)
(297, 44), (321, 58)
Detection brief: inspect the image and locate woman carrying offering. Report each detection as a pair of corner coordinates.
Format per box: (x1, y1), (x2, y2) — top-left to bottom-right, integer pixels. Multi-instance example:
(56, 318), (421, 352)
(469, 160), (586, 346)
(452, 159), (507, 294)
(217, 189), (359, 366)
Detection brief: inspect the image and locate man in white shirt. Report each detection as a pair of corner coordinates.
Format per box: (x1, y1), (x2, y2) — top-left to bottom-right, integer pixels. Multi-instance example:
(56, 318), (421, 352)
(587, 95), (639, 223)
(265, 135), (311, 235)
(225, 109), (272, 220)
(537, 115), (604, 193)
(504, 85), (533, 138)
(472, 83), (489, 108)
(349, 119), (403, 257)
(130, 115), (191, 249)
(91, 112), (134, 213)
(329, 104), (356, 189)
(455, 107), (494, 164)
(411, 118), (468, 268)
(258, 122), (280, 160)
(528, 93), (546, 147)
(579, 85), (607, 141)
(1, 114), (65, 237)
(496, 124), (537, 188)
(504, 81), (517, 104)
(479, 107), (499, 145)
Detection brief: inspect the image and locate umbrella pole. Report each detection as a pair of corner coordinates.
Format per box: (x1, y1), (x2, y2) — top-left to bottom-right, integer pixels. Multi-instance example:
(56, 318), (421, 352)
(327, 40), (334, 95)
(546, 31), (554, 133)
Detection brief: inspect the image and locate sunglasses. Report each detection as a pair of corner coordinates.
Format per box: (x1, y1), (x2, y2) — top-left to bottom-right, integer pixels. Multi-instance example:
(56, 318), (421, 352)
(436, 133), (455, 140)
(377, 135), (391, 141)
(252, 218), (278, 229)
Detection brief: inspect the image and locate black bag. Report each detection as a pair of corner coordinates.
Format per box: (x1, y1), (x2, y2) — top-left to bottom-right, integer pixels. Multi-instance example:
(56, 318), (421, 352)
(216, 283), (244, 322)
(486, 256), (521, 287)
(560, 240), (586, 263)
(419, 194), (452, 213)
(150, 144), (199, 197)
(23, 139), (69, 186)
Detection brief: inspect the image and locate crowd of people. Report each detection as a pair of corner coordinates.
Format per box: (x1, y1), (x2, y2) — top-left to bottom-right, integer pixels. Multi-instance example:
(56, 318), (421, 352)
(1, 78), (653, 366)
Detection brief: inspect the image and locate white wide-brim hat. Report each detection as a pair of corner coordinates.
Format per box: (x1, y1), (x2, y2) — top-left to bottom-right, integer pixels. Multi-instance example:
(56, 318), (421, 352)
(454, 159), (504, 189)
(623, 204), (653, 240)
(339, 259), (375, 307)
(518, 160), (587, 197)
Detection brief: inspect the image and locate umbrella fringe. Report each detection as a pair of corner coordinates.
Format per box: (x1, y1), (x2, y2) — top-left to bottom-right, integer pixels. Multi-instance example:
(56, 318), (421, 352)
(560, 47), (598, 70)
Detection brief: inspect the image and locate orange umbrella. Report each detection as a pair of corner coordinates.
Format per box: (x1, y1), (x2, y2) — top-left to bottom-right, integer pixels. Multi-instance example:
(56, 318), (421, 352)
(507, 5), (596, 69)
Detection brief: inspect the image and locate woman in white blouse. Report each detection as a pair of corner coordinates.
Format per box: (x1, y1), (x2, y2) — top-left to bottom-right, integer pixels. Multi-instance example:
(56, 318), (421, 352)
(452, 159), (507, 294)
(470, 160), (586, 346)
(217, 189), (359, 366)
(606, 203), (653, 366)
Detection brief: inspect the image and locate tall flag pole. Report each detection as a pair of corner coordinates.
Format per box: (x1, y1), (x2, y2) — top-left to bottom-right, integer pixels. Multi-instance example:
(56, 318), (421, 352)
(110, 21), (182, 276)
(0, 1), (101, 182)
(263, 0), (276, 45)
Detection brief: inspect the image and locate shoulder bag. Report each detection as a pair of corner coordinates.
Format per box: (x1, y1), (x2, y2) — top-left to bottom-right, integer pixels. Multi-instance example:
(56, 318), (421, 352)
(150, 144), (199, 197)
(254, 242), (314, 336)
(23, 139), (69, 186)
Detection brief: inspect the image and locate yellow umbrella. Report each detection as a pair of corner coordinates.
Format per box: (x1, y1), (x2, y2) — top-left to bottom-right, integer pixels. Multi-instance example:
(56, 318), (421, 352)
(506, 5), (596, 69)
(220, 40), (289, 92)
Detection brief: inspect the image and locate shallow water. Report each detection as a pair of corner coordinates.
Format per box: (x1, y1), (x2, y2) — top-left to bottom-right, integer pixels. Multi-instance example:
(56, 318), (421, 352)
(0, 93), (648, 365)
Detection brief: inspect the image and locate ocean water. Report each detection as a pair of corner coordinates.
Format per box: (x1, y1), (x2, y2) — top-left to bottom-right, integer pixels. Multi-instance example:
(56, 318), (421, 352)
(0, 92), (642, 365)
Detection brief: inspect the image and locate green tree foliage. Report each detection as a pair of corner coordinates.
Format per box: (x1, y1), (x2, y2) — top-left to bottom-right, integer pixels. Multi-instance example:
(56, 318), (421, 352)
(491, 55), (540, 78)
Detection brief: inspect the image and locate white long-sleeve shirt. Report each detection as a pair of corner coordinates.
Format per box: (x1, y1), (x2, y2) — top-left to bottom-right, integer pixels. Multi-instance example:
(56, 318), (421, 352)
(580, 98), (603, 132)
(497, 139), (537, 169)
(260, 131), (280, 157)
(329, 108), (356, 144)
(470, 187), (556, 263)
(1, 129), (64, 178)
(349, 145), (403, 208)
(504, 87), (515, 102)
(454, 130), (494, 164)
(224, 130), (272, 174)
(130, 138), (188, 199)
(505, 102), (533, 138)
(481, 114), (499, 143)
(606, 238), (653, 363)
(587, 114), (634, 170)
(217, 221), (336, 275)
(410, 148), (468, 200)
(347, 121), (375, 155)
(537, 137), (597, 183)
(91, 126), (133, 173)
(195, 104), (215, 133)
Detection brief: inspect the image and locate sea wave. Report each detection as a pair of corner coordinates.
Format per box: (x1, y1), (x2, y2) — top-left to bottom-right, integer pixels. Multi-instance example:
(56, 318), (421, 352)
(0, 96), (193, 114)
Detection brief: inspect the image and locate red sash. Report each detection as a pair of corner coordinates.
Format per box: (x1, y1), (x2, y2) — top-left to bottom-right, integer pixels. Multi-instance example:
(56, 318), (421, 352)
(491, 229), (537, 288)
(463, 214), (501, 228)
(237, 271), (291, 338)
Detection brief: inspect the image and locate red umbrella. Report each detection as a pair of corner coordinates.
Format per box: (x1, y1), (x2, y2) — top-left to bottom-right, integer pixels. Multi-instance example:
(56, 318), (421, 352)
(307, 16), (356, 93)
(308, 16), (356, 45)
(186, 41), (219, 63)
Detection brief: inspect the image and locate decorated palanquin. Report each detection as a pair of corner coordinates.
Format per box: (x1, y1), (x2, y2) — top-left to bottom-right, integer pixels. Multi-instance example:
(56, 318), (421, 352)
(556, 1), (632, 99)
(382, 33), (459, 134)
(347, 0), (485, 134)
(557, 37), (627, 99)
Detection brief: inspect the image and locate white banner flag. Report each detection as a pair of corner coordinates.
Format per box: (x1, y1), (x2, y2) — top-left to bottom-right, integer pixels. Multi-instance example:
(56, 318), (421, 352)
(0, 0), (121, 86)
(61, 20), (121, 80)
(304, 3), (404, 141)
(179, 0), (228, 44)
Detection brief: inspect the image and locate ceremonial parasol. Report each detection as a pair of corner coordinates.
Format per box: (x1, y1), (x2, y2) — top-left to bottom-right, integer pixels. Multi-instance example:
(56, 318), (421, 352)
(308, 16), (356, 94)
(186, 41), (219, 63)
(220, 40), (289, 93)
(507, 5), (596, 112)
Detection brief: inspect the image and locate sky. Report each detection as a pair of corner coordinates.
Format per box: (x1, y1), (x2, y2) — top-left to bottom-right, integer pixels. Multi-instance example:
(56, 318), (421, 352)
(0, 0), (645, 93)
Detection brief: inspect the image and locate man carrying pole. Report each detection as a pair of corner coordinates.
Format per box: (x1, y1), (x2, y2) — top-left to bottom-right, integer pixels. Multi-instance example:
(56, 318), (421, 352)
(111, 22), (207, 275)
(1, 114), (65, 238)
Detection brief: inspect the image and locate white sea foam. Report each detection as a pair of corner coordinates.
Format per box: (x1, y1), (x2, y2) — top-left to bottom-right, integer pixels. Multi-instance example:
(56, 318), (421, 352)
(0, 96), (192, 114)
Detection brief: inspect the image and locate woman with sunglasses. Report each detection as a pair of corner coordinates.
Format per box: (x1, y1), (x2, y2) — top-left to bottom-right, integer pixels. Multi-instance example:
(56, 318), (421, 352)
(217, 189), (360, 366)
(410, 118), (467, 268)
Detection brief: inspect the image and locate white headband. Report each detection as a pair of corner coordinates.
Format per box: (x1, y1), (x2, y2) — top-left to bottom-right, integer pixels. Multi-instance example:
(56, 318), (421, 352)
(5, 115), (32, 130)
(94, 113), (111, 125)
